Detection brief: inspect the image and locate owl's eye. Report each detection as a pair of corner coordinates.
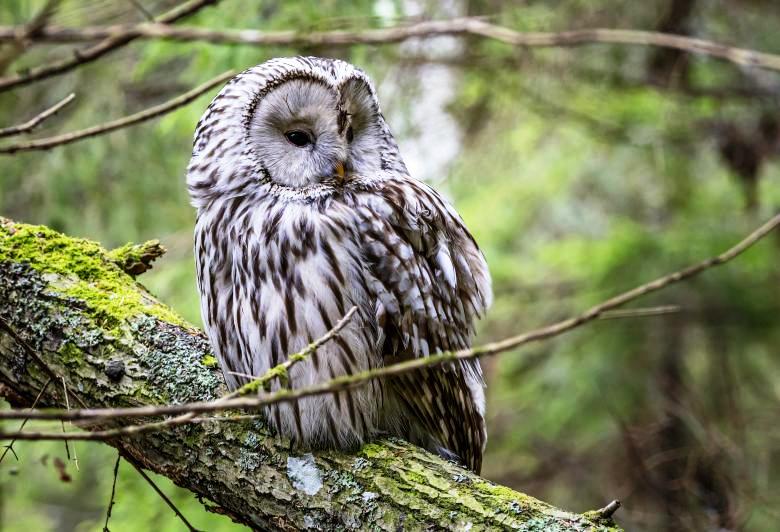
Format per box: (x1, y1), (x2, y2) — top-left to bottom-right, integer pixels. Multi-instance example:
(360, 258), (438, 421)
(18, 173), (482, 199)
(284, 130), (312, 147)
(346, 126), (354, 143)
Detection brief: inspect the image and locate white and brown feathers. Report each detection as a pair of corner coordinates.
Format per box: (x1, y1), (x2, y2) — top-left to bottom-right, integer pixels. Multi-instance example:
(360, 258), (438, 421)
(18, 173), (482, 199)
(187, 57), (492, 472)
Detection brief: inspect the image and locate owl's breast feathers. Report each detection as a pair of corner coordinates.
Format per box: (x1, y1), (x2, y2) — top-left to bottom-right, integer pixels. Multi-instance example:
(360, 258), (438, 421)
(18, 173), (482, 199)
(194, 176), (491, 471)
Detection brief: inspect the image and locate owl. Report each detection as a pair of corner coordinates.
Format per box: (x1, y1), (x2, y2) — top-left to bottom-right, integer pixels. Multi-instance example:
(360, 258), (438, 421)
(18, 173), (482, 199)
(187, 57), (492, 472)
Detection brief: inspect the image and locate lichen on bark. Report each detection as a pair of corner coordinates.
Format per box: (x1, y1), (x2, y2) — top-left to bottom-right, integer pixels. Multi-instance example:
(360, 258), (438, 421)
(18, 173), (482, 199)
(0, 217), (622, 531)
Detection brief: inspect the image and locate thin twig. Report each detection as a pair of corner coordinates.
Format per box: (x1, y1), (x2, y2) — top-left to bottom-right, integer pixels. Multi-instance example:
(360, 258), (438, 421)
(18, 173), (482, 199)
(0, 93), (74, 138)
(598, 305), (680, 320)
(60, 423), (71, 459)
(103, 453), (121, 532)
(2, 18), (780, 73)
(0, 70), (233, 154)
(0, 377), (52, 463)
(189, 414), (263, 423)
(61, 376), (79, 471)
(0, 213), (776, 434)
(128, 459), (201, 532)
(0, 0), (219, 93)
(10, 414), (204, 441)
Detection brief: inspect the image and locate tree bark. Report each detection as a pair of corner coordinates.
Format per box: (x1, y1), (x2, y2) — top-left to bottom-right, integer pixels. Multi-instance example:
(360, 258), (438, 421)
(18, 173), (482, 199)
(0, 217), (621, 531)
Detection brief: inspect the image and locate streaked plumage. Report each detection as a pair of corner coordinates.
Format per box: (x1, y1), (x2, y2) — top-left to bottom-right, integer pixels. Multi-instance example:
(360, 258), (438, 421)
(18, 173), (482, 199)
(187, 57), (492, 472)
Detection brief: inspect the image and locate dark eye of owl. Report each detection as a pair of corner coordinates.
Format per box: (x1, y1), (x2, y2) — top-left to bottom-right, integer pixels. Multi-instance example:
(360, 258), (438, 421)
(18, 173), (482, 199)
(284, 130), (312, 147)
(346, 125), (354, 143)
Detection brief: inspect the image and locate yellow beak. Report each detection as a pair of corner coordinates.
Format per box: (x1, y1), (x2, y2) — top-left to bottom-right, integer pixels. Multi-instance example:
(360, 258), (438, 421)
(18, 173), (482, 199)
(334, 161), (346, 183)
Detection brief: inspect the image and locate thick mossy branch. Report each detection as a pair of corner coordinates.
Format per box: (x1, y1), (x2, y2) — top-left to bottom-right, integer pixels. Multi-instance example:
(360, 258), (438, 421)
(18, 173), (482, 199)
(0, 217), (621, 531)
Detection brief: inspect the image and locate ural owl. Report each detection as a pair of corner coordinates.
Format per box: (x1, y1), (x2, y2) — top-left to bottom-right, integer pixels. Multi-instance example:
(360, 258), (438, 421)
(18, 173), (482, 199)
(187, 57), (492, 472)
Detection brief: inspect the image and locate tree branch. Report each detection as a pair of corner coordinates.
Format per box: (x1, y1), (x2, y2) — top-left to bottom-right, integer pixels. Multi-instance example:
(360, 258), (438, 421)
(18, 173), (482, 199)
(0, 93), (74, 138)
(0, 71), (233, 154)
(0, 0), (220, 93)
(1, 18), (779, 73)
(0, 217), (620, 531)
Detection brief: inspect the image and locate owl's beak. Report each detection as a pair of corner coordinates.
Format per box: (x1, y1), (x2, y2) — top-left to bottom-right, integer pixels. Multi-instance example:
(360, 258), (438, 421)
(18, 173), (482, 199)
(334, 161), (347, 184)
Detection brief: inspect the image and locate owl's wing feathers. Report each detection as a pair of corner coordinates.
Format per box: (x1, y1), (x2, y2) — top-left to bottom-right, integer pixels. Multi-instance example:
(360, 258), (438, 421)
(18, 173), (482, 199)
(357, 177), (492, 472)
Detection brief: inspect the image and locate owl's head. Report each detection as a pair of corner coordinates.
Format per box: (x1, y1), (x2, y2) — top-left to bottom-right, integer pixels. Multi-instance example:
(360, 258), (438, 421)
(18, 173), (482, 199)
(187, 57), (403, 207)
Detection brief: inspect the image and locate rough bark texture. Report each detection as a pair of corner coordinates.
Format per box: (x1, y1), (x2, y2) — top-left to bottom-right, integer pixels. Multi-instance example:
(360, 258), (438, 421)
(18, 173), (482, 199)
(0, 217), (621, 531)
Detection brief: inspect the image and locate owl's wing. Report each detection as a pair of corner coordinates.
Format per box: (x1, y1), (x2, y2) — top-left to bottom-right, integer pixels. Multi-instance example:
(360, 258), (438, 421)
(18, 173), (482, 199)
(357, 177), (492, 472)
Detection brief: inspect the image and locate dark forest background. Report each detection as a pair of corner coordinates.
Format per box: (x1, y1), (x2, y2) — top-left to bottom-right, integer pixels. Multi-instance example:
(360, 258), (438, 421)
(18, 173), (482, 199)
(1, 1), (779, 530)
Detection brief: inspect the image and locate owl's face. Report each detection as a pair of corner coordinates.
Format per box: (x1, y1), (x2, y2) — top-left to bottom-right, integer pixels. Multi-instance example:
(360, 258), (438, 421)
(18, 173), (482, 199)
(187, 57), (403, 206)
(249, 76), (383, 188)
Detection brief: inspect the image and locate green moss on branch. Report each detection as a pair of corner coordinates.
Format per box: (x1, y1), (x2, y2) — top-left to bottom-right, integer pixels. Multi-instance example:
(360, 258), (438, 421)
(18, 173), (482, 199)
(0, 218), (184, 330)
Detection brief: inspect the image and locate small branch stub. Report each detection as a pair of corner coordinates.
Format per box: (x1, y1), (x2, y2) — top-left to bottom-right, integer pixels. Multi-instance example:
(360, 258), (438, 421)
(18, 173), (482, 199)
(107, 240), (166, 276)
(599, 500), (621, 518)
(582, 499), (621, 525)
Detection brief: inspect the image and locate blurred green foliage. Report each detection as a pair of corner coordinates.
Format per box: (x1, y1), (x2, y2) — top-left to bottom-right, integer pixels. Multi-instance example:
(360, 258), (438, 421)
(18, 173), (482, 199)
(1, 0), (780, 530)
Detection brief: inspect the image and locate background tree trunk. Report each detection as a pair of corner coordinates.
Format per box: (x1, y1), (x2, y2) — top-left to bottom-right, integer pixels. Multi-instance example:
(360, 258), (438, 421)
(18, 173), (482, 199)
(0, 217), (620, 531)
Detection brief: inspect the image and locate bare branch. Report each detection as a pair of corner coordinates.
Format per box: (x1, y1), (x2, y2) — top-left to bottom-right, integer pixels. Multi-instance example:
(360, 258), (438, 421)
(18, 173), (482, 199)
(1, 213), (776, 432)
(0, 0), (220, 93)
(0, 71), (233, 154)
(0, 93), (74, 138)
(2, 18), (780, 73)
